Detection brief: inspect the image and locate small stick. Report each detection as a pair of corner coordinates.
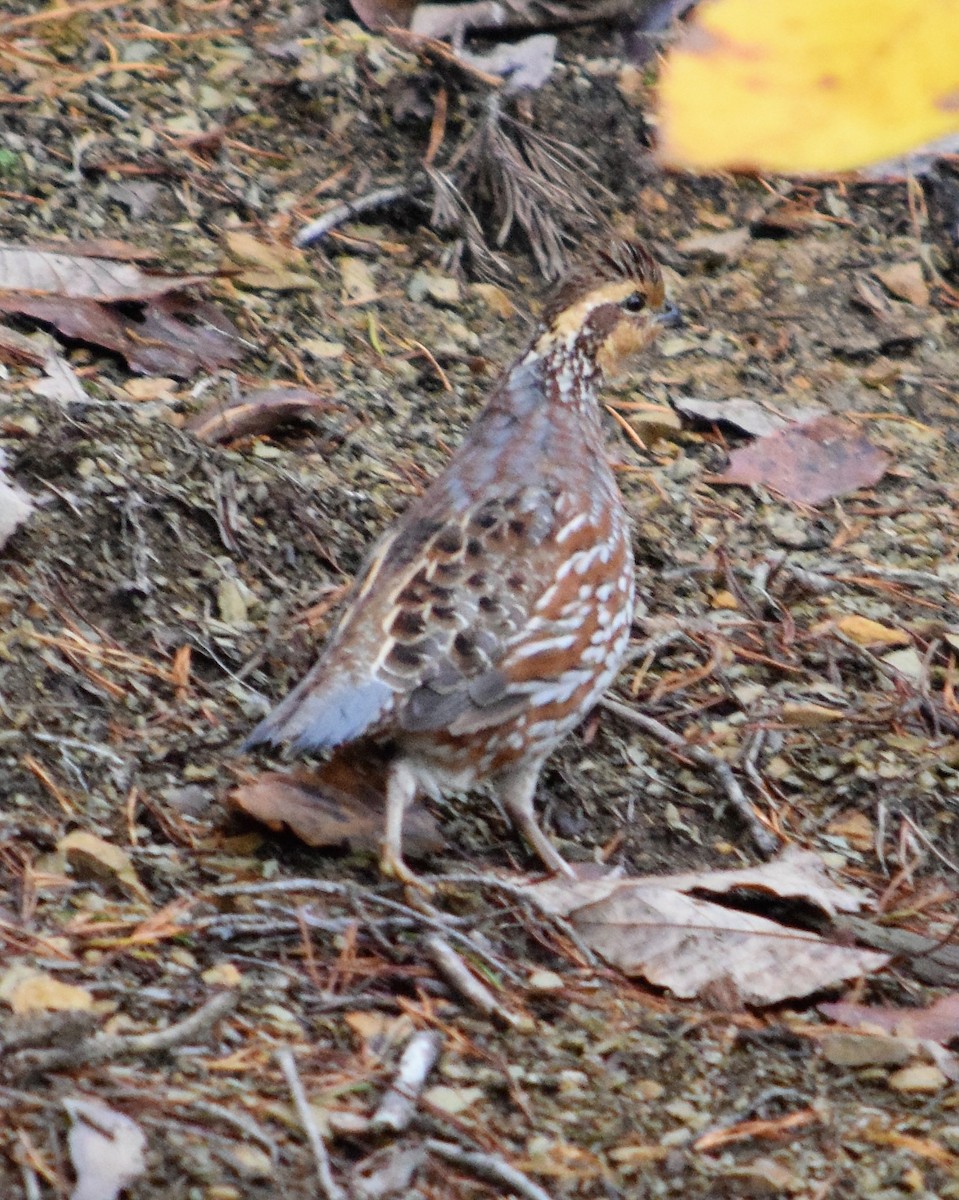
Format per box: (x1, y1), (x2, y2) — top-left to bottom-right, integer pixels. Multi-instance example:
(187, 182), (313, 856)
(424, 935), (531, 1030)
(371, 1029), (444, 1133)
(295, 184), (416, 247)
(276, 1047), (344, 1200)
(425, 1139), (555, 1200)
(5, 992), (237, 1078)
(601, 697), (780, 855)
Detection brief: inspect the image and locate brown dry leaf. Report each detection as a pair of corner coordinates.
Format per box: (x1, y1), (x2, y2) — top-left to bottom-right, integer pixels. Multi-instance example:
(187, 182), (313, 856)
(230, 763), (444, 857)
(188, 386), (335, 445)
(0, 967), (94, 1015)
(31, 348), (88, 404)
(821, 993), (959, 1045)
(36, 238), (163, 263)
(713, 415), (891, 505)
(338, 256), (379, 304)
(525, 850), (887, 1005)
(826, 810), (875, 851)
(874, 261), (930, 307)
(57, 830), (150, 903)
(222, 231), (316, 291)
(654, 847), (874, 917)
(0, 292), (242, 378)
(835, 614), (911, 646)
(0, 464), (34, 550)
(676, 227), (751, 263)
(0, 245), (209, 302)
(65, 1097), (147, 1200)
(348, 0), (416, 28)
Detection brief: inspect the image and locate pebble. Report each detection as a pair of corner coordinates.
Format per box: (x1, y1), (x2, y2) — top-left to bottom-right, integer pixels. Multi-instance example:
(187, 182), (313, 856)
(820, 1032), (914, 1068)
(407, 270), (461, 307)
(887, 1064), (948, 1093)
(528, 969), (564, 992)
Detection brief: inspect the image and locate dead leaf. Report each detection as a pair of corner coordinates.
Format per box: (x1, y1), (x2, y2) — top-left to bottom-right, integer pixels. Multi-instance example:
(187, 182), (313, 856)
(0, 244), (209, 302)
(0, 967), (94, 1015)
(188, 386), (335, 445)
(713, 415), (891, 505)
(676, 227), (751, 263)
(821, 993), (959, 1046)
(525, 850), (887, 1005)
(65, 1097), (147, 1200)
(658, 0), (959, 173)
(57, 830), (150, 903)
(31, 348), (88, 404)
(0, 465), (34, 550)
(835, 614), (911, 646)
(338, 256), (378, 305)
(348, 0), (416, 29)
(0, 292), (242, 378)
(874, 261), (930, 307)
(0, 323), (50, 366)
(673, 396), (792, 438)
(230, 763), (444, 857)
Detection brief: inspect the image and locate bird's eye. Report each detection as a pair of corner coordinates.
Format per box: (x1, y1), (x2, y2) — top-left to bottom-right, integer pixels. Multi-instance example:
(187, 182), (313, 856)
(622, 292), (646, 313)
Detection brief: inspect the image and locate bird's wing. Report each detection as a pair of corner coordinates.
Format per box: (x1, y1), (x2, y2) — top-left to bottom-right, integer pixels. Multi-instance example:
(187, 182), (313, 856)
(245, 472), (631, 755)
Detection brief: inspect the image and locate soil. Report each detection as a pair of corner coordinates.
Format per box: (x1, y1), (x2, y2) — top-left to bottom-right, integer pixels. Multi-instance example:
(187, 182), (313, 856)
(1, 3), (959, 1198)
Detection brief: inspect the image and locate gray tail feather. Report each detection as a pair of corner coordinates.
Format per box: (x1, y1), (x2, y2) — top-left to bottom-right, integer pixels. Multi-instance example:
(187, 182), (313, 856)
(242, 675), (393, 754)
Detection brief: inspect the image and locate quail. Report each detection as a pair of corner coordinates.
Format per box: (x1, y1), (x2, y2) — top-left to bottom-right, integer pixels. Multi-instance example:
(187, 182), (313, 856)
(245, 240), (679, 883)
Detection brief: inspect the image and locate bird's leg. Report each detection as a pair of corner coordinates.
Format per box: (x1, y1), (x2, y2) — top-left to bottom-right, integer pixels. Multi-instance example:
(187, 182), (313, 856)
(496, 764), (576, 878)
(380, 759), (432, 892)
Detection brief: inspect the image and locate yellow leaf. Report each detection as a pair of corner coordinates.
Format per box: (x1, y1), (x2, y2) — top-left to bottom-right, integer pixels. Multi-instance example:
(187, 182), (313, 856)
(658, 0), (959, 173)
(836, 615), (910, 646)
(58, 830), (150, 903)
(2, 968), (94, 1015)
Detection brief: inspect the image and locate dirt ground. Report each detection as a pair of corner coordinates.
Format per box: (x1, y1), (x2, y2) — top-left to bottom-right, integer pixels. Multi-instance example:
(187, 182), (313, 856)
(2, 2), (959, 1198)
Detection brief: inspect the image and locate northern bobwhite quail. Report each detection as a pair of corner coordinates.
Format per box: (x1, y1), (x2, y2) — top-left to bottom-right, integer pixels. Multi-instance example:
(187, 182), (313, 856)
(245, 240), (679, 883)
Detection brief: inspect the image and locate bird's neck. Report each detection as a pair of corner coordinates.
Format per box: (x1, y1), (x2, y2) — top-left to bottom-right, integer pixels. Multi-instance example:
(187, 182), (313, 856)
(517, 333), (604, 419)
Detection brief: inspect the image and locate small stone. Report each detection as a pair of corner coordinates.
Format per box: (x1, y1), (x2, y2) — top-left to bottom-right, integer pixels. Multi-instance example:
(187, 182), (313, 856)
(201, 963), (242, 988)
(422, 1085), (484, 1114)
(888, 1064), (948, 1093)
(820, 1032), (914, 1067)
(882, 646), (924, 683)
(226, 1145), (272, 1180)
(217, 576), (249, 625)
(721, 1157), (801, 1196)
(528, 970), (564, 992)
(938, 1125), (959, 1151)
(408, 270), (461, 307)
(626, 404), (682, 444)
(631, 1079), (664, 1101)
(302, 338), (345, 360)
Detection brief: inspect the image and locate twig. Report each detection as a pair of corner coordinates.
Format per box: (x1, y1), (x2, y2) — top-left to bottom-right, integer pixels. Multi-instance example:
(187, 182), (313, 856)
(425, 1139), (554, 1200)
(600, 697), (780, 855)
(4, 992), (237, 1079)
(424, 935), (531, 1030)
(276, 1047), (344, 1200)
(371, 1029), (444, 1133)
(295, 184), (421, 247)
(833, 631), (959, 734)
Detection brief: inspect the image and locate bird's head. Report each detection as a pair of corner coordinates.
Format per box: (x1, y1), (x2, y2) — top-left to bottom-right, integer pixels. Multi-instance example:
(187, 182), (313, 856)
(534, 240), (680, 379)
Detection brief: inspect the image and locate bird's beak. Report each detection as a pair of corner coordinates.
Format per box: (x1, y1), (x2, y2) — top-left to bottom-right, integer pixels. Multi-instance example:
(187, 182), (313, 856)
(655, 302), (682, 329)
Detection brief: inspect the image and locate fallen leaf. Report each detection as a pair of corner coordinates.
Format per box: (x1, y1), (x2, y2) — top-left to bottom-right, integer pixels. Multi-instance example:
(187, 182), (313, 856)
(230, 762), (445, 857)
(874, 261), (930, 307)
(713, 415), (891, 505)
(674, 396), (793, 438)
(348, 0), (415, 28)
(826, 809), (875, 851)
(822, 993), (959, 1044)
(525, 850), (887, 1005)
(338, 256), (378, 304)
(836, 614), (911, 646)
(188, 386), (335, 445)
(65, 1098), (147, 1200)
(58, 830), (150, 903)
(0, 968), (94, 1015)
(31, 348), (88, 404)
(658, 0), (959, 173)
(676, 227), (751, 262)
(0, 465), (34, 550)
(0, 244), (209, 302)
(0, 292), (242, 378)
